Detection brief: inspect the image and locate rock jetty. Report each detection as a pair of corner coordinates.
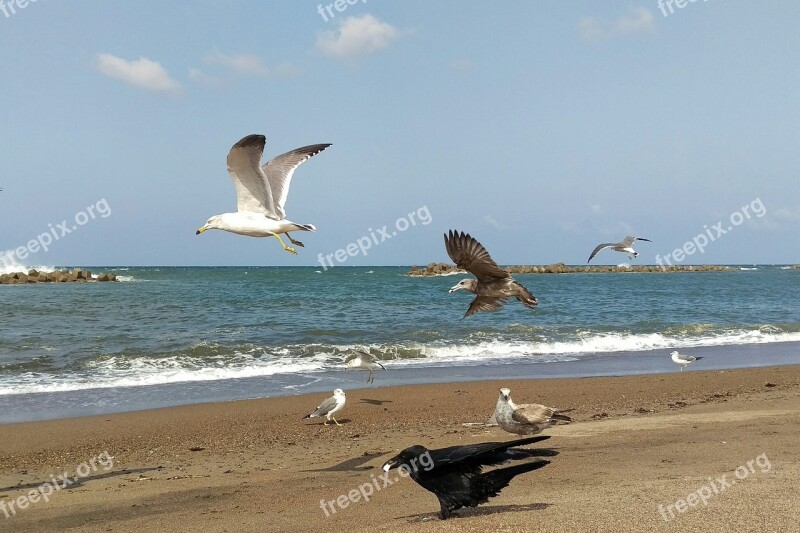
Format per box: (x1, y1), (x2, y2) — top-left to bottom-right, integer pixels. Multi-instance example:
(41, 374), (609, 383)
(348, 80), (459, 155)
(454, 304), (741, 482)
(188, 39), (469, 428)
(0, 269), (117, 284)
(407, 263), (734, 277)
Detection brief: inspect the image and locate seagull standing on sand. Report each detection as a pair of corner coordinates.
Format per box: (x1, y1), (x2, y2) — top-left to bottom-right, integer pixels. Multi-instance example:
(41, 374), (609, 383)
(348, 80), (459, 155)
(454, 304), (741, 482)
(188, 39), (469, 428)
(302, 389), (346, 425)
(494, 388), (571, 436)
(671, 351), (703, 371)
(587, 236), (652, 263)
(196, 134), (331, 255)
(383, 436), (557, 520)
(444, 230), (538, 318)
(345, 350), (386, 383)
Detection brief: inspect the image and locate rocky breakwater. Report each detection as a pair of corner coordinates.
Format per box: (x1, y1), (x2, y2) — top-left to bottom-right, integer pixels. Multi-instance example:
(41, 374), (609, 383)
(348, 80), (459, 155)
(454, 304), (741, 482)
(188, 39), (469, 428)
(0, 269), (117, 284)
(408, 263), (734, 276)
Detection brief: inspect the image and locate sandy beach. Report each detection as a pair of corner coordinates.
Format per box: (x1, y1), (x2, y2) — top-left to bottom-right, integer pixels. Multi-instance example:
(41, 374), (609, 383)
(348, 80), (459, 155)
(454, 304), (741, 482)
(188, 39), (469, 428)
(1, 365), (799, 532)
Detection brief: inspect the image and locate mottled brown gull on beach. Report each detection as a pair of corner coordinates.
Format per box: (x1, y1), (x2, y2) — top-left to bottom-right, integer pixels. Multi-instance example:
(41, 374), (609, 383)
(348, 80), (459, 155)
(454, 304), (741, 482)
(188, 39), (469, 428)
(494, 387), (571, 436)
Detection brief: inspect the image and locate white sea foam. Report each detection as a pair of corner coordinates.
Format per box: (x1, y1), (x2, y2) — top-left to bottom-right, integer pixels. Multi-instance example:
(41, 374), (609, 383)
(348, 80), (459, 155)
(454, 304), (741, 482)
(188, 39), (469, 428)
(0, 264), (56, 275)
(2, 328), (800, 395)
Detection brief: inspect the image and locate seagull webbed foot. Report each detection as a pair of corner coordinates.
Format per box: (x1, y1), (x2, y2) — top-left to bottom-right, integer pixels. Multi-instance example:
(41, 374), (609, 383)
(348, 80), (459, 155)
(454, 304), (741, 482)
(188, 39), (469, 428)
(287, 233), (305, 247)
(273, 234), (298, 255)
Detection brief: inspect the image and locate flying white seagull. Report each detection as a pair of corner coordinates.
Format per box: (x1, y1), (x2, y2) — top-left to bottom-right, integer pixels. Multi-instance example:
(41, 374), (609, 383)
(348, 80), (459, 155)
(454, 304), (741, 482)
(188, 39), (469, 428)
(302, 389), (346, 425)
(345, 350), (386, 383)
(588, 236), (652, 263)
(670, 351), (703, 371)
(196, 134), (331, 255)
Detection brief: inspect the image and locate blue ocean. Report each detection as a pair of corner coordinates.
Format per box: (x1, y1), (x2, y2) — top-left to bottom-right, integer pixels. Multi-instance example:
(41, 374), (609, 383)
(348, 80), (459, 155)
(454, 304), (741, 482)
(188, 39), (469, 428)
(1, 266), (799, 422)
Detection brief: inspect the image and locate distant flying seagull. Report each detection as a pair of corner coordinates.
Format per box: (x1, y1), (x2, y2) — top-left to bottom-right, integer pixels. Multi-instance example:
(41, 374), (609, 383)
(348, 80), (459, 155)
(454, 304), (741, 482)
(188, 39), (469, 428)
(670, 351), (703, 371)
(444, 230), (538, 318)
(302, 389), (346, 425)
(196, 134), (331, 255)
(345, 350), (386, 383)
(383, 436), (557, 520)
(587, 236), (652, 263)
(494, 388), (571, 436)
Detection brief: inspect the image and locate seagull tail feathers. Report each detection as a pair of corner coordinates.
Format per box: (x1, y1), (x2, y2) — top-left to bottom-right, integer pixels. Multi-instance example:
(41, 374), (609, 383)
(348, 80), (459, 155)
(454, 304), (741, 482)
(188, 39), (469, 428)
(514, 282), (538, 309)
(551, 412), (572, 422)
(296, 223), (316, 232)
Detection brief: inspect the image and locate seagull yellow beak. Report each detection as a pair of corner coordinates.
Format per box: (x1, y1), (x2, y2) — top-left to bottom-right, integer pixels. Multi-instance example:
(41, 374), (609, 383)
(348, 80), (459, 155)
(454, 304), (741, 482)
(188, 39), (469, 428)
(196, 226), (207, 235)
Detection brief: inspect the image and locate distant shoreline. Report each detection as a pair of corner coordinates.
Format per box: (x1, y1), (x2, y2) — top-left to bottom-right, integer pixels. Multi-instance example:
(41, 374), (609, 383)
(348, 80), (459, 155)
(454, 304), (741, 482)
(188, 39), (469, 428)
(407, 263), (800, 276)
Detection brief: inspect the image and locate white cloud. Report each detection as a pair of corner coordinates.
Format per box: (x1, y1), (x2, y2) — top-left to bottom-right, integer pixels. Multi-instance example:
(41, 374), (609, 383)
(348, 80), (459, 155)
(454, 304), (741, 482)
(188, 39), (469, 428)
(316, 14), (400, 62)
(95, 54), (181, 94)
(774, 207), (800, 221)
(201, 53), (301, 79)
(204, 52), (270, 76)
(579, 8), (655, 42)
(449, 59), (473, 71)
(599, 221), (635, 238)
(187, 68), (223, 87)
(483, 215), (508, 230)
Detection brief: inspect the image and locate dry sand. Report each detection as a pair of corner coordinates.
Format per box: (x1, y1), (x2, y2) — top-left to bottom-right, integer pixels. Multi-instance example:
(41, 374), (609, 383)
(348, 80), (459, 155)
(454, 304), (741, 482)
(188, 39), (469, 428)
(1, 365), (799, 532)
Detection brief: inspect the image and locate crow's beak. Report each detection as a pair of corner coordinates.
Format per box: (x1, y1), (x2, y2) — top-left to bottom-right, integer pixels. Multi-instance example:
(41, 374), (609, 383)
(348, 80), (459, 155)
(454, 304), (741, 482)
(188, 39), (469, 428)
(383, 460), (398, 472)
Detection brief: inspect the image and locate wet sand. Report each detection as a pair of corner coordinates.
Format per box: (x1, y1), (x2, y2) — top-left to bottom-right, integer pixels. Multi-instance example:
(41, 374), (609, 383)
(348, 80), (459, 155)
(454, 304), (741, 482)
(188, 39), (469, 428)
(1, 365), (799, 532)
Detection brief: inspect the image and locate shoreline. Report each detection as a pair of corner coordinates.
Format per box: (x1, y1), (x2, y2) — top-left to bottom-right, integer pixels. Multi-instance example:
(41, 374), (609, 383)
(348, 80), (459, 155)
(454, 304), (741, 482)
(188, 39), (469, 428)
(3, 340), (799, 424)
(1, 365), (798, 531)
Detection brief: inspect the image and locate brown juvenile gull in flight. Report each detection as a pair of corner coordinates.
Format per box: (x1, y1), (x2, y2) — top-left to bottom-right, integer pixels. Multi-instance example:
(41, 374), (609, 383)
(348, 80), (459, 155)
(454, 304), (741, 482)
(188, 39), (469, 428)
(196, 134), (331, 255)
(494, 387), (571, 436)
(587, 235), (651, 263)
(444, 230), (537, 318)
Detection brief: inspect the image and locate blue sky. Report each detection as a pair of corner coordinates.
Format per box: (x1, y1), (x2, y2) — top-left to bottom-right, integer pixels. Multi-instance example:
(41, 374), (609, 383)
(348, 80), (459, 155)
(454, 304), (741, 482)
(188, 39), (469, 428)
(1, 1), (798, 267)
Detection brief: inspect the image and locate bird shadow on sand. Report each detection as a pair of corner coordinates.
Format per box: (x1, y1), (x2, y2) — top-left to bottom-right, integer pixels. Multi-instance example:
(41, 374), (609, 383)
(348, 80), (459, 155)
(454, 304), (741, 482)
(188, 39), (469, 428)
(303, 418), (352, 427)
(301, 452), (389, 473)
(399, 502), (551, 522)
(359, 398), (393, 406)
(0, 467), (159, 493)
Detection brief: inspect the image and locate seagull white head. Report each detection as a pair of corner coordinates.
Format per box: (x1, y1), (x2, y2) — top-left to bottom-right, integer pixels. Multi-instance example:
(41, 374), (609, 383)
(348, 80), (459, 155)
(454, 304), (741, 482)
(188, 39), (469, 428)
(334, 388), (345, 396)
(196, 215), (223, 235)
(499, 387), (512, 402)
(669, 350), (678, 357)
(449, 279), (477, 294)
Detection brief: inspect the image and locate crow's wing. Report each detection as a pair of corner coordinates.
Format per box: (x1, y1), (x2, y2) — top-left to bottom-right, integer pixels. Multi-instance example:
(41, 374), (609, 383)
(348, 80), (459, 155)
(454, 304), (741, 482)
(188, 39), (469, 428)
(426, 436), (552, 468)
